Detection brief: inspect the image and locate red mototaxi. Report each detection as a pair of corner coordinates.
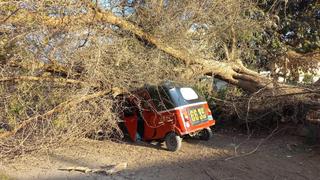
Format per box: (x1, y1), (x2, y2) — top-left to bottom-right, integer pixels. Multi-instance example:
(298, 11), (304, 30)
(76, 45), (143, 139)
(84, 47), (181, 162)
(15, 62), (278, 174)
(119, 83), (215, 151)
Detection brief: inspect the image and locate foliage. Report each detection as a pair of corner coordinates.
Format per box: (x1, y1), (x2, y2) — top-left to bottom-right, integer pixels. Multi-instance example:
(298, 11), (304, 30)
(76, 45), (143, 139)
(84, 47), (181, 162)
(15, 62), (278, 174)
(254, 0), (319, 72)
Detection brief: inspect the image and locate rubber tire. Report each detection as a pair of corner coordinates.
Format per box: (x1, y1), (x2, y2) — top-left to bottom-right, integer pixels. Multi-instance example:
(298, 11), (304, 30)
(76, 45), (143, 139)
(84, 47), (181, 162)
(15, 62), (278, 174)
(165, 132), (182, 152)
(199, 127), (213, 141)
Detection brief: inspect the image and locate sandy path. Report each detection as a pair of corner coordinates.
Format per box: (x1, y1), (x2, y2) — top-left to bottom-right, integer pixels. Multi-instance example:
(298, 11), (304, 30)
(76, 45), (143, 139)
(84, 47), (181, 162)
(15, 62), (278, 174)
(1, 132), (320, 180)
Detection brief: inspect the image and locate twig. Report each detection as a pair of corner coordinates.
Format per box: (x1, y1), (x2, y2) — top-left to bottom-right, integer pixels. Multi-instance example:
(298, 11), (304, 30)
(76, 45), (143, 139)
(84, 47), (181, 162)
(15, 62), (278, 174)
(225, 127), (279, 161)
(266, 90), (320, 98)
(210, 97), (232, 104)
(231, 133), (253, 157)
(0, 76), (97, 87)
(203, 168), (216, 180)
(245, 86), (268, 134)
(77, 7), (96, 48)
(1, 8), (20, 24)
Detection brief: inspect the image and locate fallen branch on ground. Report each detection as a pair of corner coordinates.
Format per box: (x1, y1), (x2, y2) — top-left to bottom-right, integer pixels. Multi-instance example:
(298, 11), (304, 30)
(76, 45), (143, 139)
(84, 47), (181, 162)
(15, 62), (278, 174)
(225, 127), (279, 161)
(58, 162), (127, 175)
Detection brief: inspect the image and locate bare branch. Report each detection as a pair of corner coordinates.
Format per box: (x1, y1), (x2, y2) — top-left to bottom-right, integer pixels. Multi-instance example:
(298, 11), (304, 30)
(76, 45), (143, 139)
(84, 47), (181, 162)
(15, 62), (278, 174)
(1, 8), (20, 24)
(0, 76), (97, 87)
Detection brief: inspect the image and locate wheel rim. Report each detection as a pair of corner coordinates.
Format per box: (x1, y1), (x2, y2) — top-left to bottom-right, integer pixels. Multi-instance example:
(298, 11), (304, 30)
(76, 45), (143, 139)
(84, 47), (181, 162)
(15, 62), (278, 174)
(166, 133), (181, 151)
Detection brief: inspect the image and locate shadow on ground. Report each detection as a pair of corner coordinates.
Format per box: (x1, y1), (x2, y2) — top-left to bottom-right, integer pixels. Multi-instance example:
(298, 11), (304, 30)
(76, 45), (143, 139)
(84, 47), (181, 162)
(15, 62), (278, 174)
(27, 152), (320, 180)
(2, 130), (318, 180)
(20, 133), (320, 180)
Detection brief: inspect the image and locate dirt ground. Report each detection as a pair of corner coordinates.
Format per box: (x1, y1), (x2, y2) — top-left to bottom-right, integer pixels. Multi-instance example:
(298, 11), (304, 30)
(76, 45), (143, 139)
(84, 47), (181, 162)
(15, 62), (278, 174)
(1, 132), (320, 180)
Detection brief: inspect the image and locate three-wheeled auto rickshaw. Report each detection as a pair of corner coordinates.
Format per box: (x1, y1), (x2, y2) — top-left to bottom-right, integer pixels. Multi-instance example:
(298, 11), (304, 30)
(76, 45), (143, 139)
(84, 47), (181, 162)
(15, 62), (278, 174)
(118, 83), (215, 151)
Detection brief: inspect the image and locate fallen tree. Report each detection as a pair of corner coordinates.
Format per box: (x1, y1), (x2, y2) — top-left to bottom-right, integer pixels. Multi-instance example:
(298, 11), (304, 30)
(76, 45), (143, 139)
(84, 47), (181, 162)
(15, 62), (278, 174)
(2, 1), (317, 94)
(93, 7), (318, 95)
(88, 5), (319, 128)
